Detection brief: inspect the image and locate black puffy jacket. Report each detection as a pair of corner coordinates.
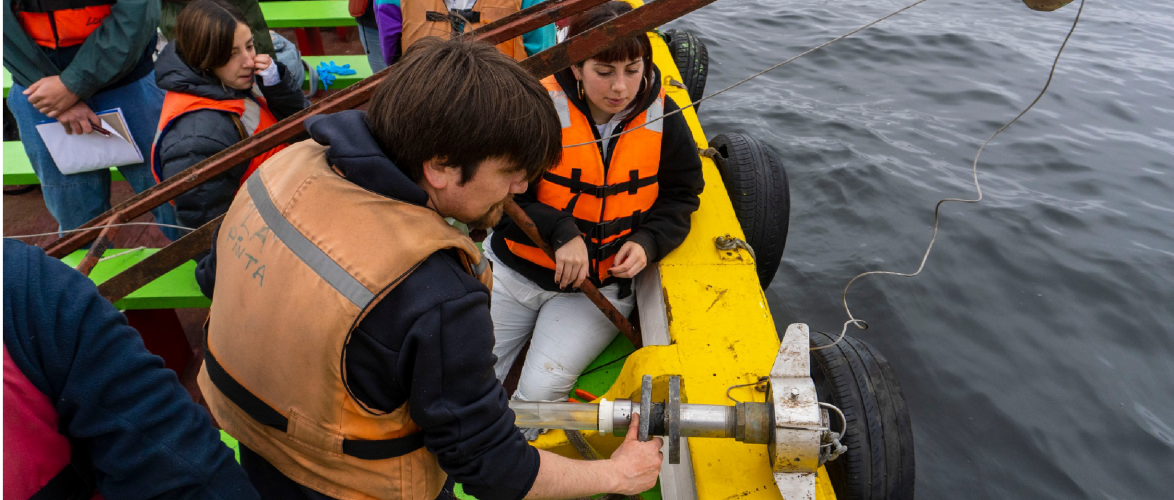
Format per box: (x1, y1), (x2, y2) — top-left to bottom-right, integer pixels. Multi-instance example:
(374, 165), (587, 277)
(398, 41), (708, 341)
(154, 43), (308, 231)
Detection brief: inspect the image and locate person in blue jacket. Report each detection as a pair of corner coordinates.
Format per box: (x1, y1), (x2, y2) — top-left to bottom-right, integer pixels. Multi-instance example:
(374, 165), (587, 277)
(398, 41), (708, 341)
(2, 239), (258, 499)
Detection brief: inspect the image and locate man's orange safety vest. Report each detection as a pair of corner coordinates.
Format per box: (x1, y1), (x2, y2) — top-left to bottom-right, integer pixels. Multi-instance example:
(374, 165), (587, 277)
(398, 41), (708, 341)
(14, 0), (115, 49)
(505, 75), (666, 280)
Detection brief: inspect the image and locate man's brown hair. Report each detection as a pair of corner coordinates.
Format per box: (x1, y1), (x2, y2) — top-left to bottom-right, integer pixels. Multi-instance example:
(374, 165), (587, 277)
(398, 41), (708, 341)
(174, 0), (250, 74)
(365, 38), (562, 185)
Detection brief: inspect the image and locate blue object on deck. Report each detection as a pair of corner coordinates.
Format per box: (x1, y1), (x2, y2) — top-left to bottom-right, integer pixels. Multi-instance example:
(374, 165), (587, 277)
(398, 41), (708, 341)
(316, 61), (358, 89)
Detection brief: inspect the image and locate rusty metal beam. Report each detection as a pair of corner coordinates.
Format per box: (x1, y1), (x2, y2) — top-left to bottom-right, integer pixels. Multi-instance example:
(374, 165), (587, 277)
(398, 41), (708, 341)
(504, 200), (642, 348)
(43, 0), (595, 260)
(98, 215), (223, 304)
(521, 0), (719, 77)
(61, 0), (712, 303)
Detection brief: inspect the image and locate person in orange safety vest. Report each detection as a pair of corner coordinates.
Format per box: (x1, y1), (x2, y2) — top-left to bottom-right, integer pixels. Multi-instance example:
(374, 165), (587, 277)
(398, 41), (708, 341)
(487, 1), (704, 415)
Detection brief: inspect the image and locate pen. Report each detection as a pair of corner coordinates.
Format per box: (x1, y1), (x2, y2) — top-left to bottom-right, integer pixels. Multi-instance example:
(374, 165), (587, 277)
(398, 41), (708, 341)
(91, 124), (113, 137)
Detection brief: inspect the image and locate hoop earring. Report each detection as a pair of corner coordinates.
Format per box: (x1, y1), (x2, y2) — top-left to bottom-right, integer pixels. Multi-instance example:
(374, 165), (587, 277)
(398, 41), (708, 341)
(577, 79), (584, 100)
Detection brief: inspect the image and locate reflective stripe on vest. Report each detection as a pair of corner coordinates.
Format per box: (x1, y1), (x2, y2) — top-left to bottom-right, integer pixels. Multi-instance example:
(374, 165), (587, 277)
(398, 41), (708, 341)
(505, 76), (664, 279)
(151, 91), (285, 187)
(14, 0), (115, 49)
(401, 0), (527, 60)
(198, 141), (490, 500)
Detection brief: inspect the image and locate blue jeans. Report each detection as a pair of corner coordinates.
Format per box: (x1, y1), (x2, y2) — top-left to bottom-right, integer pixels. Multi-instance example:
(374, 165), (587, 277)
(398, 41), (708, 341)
(8, 72), (179, 240)
(355, 22), (388, 72)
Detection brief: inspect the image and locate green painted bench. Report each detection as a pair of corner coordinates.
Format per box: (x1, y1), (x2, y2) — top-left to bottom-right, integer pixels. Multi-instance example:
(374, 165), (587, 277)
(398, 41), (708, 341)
(61, 248), (209, 310)
(3, 141), (125, 186)
(260, 0), (355, 28)
(3, 55), (370, 97)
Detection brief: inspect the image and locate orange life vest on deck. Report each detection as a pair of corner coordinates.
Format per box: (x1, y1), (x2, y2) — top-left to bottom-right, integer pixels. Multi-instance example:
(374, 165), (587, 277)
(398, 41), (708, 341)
(401, 0), (528, 61)
(14, 0), (115, 49)
(151, 91), (285, 186)
(505, 76), (666, 280)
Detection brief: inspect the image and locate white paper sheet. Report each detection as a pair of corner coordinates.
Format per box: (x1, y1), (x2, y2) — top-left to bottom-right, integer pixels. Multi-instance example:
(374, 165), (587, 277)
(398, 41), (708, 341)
(35, 108), (144, 175)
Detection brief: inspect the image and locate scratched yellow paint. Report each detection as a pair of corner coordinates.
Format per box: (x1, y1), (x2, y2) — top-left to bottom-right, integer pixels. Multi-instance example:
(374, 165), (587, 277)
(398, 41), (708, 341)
(529, 3), (837, 498)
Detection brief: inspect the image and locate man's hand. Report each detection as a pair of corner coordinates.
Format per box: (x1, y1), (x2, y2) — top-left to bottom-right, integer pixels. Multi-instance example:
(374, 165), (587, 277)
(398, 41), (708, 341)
(57, 102), (102, 135)
(604, 413), (664, 495)
(608, 241), (647, 279)
(554, 236), (590, 289)
(24, 76), (80, 118)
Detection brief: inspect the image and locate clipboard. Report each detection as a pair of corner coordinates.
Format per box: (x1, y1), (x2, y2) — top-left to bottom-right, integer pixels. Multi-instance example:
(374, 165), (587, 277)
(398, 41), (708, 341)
(35, 108), (144, 175)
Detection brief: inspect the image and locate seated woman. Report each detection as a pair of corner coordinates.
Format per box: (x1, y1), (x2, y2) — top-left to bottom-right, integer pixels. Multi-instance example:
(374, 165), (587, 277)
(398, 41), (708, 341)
(152, 0), (308, 230)
(488, 2), (704, 412)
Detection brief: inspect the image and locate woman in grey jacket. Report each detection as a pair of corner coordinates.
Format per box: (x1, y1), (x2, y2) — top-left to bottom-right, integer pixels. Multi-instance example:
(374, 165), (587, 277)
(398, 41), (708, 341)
(153, 0), (307, 231)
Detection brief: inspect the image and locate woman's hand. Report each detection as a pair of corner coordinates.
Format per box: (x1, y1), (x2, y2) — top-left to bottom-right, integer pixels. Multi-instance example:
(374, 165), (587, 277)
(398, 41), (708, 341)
(56, 101), (102, 135)
(608, 241), (647, 279)
(24, 76), (79, 118)
(554, 236), (590, 289)
(253, 54), (273, 73)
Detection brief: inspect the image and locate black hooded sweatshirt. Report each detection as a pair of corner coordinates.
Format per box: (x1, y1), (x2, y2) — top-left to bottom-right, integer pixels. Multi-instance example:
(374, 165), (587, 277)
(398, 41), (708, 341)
(154, 43), (308, 231)
(196, 111), (540, 500)
(489, 65), (704, 292)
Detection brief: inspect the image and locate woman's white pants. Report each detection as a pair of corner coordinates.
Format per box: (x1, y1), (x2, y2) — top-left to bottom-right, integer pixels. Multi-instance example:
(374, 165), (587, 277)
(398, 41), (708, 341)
(486, 244), (636, 402)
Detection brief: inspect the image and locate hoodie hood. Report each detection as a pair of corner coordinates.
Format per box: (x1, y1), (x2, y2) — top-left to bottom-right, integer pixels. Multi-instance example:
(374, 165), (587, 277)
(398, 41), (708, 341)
(155, 43), (254, 101)
(304, 110), (430, 207)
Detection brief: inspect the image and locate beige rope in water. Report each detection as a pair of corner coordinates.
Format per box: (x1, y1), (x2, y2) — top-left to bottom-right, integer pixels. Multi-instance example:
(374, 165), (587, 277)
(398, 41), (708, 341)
(819, 0), (1088, 351)
(562, 0), (935, 150)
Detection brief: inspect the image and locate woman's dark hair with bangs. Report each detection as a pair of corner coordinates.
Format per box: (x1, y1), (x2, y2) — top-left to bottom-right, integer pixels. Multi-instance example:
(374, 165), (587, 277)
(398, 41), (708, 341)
(569, 2), (651, 66)
(174, 0), (250, 73)
(366, 37), (562, 185)
(567, 2), (654, 98)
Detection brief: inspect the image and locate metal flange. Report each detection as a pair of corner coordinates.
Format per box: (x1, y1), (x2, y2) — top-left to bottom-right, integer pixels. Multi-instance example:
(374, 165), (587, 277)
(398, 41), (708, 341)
(667, 375), (682, 464)
(638, 374), (653, 442)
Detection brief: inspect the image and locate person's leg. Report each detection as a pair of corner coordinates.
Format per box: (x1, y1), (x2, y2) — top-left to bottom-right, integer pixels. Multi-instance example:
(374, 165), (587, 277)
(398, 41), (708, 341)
(7, 84), (112, 233)
(514, 284), (637, 402)
(488, 262), (547, 382)
(355, 22), (388, 72)
(90, 72), (181, 240)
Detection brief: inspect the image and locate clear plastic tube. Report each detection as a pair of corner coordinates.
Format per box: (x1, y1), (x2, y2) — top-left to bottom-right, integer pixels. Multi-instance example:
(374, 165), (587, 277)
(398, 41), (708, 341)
(509, 401), (600, 430)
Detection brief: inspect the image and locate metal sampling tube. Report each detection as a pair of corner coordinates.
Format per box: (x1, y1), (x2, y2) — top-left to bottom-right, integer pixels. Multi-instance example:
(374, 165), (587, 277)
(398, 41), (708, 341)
(509, 399), (746, 440)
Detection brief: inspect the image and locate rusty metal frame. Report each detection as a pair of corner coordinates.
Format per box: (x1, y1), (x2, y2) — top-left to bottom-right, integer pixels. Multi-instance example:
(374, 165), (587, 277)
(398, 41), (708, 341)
(52, 0), (718, 336)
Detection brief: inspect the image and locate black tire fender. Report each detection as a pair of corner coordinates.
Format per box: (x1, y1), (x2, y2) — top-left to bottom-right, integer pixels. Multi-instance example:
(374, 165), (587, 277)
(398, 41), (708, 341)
(709, 133), (790, 289)
(810, 330), (916, 500)
(661, 29), (709, 109)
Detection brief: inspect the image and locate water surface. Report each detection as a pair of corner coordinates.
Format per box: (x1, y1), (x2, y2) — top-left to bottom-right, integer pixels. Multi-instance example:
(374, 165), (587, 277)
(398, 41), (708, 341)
(668, 0), (1173, 497)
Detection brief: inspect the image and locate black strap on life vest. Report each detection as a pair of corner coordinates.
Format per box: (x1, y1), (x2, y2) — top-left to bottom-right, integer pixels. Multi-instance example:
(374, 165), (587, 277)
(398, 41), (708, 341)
(203, 345), (426, 461)
(30, 446), (94, 500)
(542, 169), (658, 198)
(14, 0), (114, 13)
(425, 9), (481, 34)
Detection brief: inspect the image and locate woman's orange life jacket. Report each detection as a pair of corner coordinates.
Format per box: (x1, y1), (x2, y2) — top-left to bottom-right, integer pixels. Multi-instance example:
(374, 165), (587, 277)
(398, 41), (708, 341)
(14, 0), (115, 49)
(505, 75), (666, 280)
(151, 91), (286, 186)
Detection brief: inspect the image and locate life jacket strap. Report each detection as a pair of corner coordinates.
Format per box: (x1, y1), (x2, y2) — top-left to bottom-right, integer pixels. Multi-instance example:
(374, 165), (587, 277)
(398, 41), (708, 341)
(203, 345), (426, 461)
(14, 0), (113, 13)
(542, 169), (659, 198)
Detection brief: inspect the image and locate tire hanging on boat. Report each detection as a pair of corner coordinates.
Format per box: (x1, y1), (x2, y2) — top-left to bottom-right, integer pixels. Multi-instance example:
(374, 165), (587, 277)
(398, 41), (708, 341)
(708, 133), (789, 289)
(661, 28), (708, 109)
(810, 330), (916, 500)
